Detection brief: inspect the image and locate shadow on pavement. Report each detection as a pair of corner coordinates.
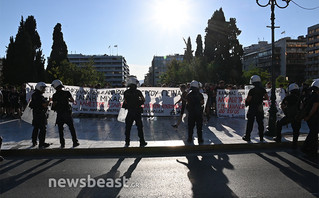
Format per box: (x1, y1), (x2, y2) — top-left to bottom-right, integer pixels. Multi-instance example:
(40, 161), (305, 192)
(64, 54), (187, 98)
(77, 157), (141, 198)
(0, 159), (65, 194)
(177, 154), (238, 198)
(257, 152), (318, 196)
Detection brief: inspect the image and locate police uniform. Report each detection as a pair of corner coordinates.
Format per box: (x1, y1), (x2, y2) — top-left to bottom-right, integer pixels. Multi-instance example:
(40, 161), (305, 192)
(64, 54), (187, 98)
(274, 89), (301, 148)
(30, 89), (48, 147)
(274, 92), (301, 147)
(186, 85), (204, 143)
(123, 84), (147, 147)
(52, 89), (79, 148)
(244, 82), (267, 141)
(302, 91), (319, 155)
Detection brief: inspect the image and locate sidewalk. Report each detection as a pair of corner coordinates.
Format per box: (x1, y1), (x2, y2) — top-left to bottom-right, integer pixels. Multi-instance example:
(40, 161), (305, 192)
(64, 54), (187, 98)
(0, 116), (310, 155)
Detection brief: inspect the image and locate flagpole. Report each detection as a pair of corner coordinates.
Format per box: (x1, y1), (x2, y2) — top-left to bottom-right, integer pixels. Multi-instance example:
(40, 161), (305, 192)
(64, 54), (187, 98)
(114, 45), (118, 56)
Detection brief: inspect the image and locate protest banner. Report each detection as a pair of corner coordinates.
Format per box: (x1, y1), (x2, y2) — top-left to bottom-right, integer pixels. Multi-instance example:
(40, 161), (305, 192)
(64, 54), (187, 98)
(25, 83), (285, 119)
(26, 83), (182, 117)
(216, 89), (246, 118)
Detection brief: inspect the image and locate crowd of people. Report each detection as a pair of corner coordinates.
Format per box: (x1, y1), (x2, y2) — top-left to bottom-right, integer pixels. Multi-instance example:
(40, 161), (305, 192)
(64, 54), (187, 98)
(0, 84), (27, 119)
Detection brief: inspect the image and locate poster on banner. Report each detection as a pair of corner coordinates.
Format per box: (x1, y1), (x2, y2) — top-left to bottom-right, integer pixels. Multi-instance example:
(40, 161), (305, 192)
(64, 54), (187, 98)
(216, 89), (246, 118)
(26, 83), (183, 116)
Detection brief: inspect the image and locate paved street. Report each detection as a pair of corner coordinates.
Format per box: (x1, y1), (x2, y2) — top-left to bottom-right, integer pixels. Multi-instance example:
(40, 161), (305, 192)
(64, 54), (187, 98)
(0, 149), (318, 198)
(0, 116), (310, 150)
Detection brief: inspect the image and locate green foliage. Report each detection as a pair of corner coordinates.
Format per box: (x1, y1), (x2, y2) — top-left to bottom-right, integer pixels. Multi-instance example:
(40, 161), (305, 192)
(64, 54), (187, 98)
(242, 66), (271, 86)
(276, 75), (289, 88)
(160, 8), (244, 85)
(203, 8), (243, 83)
(47, 60), (105, 86)
(78, 60), (105, 86)
(304, 78), (314, 85)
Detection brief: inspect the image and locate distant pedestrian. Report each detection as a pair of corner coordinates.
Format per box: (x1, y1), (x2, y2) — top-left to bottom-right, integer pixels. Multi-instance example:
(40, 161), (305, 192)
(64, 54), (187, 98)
(274, 83), (301, 148)
(186, 80), (204, 144)
(9, 86), (21, 118)
(123, 76), (147, 147)
(301, 79), (319, 156)
(243, 75), (269, 142)
(29, 82), (50, 148)
(172, 84), (187, 128)
(51, 80), (79, 148)
(19, 83), (27, 112)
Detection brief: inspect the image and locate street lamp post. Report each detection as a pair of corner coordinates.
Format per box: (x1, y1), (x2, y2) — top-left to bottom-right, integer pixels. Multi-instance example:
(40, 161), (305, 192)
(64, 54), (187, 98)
(256, 0), (290, 136)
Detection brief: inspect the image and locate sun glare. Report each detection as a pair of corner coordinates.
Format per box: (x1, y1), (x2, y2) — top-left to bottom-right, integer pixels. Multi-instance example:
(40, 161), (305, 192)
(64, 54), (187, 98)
(152, 0), (190, 31)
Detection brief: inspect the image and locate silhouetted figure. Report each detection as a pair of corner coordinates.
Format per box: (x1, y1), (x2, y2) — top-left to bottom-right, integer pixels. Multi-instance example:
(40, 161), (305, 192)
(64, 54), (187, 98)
(123, 76), (147, 147)
(243, 75), (269, 142)
(274, 83), (301, 148)
(29, 82), (50, 149)
(186, 80), (204, 144)
(51, 79), (79, 148)
(172, 84), (187, 128)
(301, 79), (319, 156)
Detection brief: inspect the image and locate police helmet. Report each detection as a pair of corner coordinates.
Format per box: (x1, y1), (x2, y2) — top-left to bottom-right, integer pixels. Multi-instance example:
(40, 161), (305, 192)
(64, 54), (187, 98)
(35, 82), (47, 92)
(51, 79), (64, 89)
(288, 83), (299, 92)
(311, 79), (319, 90)
(126, 76), (138, 86)
(250, 75), (261, 84)
(190, 80), (199, 88)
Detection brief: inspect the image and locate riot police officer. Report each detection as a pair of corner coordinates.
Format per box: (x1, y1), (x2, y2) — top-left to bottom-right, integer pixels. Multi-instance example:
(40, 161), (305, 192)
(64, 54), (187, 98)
(123, 76), (147, 147)
(30, 82), (50, 148)
(51, 80), (79, 148)
(302, 79), (319, 156)
(274, 83), (301, 148)
(186, 80), (204, 144)
(243, 75), (269, 142)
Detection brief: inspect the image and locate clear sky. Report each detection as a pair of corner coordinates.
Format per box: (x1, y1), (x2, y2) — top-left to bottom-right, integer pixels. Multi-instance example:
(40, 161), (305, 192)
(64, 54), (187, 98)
(0, 0), (318, 81)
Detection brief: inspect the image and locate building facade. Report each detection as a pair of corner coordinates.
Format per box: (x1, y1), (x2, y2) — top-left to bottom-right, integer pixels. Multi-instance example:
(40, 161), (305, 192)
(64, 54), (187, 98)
(68, 54), (129, 87)
(242, 37), (307, 84)
(305, 24), (319, 80)
(144, 54), (183, 86)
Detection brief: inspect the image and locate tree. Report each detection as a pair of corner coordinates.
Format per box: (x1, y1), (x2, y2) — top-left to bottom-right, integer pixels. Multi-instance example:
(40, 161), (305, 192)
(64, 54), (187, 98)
(3, 16), (44, 85)
(242, 66), (271, 87)
(183, 37), (193, 63)
(48, 59), (105, 86)
(204, 8), (228, 63)
(203, 8), (243, 83)
(195, 34), (203, 57)
(276, 75), (289, 88)
(47, 23), (69, 81)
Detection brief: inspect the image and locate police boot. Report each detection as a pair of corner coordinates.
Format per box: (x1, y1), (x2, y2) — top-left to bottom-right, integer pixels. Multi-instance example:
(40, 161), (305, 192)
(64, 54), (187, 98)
(242, 135), (250, 142)
(292, 136), (298, 149)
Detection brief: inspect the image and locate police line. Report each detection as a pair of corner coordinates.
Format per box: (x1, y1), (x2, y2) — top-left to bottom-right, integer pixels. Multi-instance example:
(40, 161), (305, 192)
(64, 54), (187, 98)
(26, 83), (285, 117)
(216, 86), (286, 118)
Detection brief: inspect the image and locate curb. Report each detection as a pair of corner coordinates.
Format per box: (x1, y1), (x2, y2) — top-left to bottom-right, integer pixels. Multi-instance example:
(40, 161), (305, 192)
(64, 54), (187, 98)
(1, 141), (304, 157)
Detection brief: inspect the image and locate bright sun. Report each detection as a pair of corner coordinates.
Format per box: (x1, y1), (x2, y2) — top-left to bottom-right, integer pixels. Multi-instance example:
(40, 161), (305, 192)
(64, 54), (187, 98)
(152, 0), (190, 31)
